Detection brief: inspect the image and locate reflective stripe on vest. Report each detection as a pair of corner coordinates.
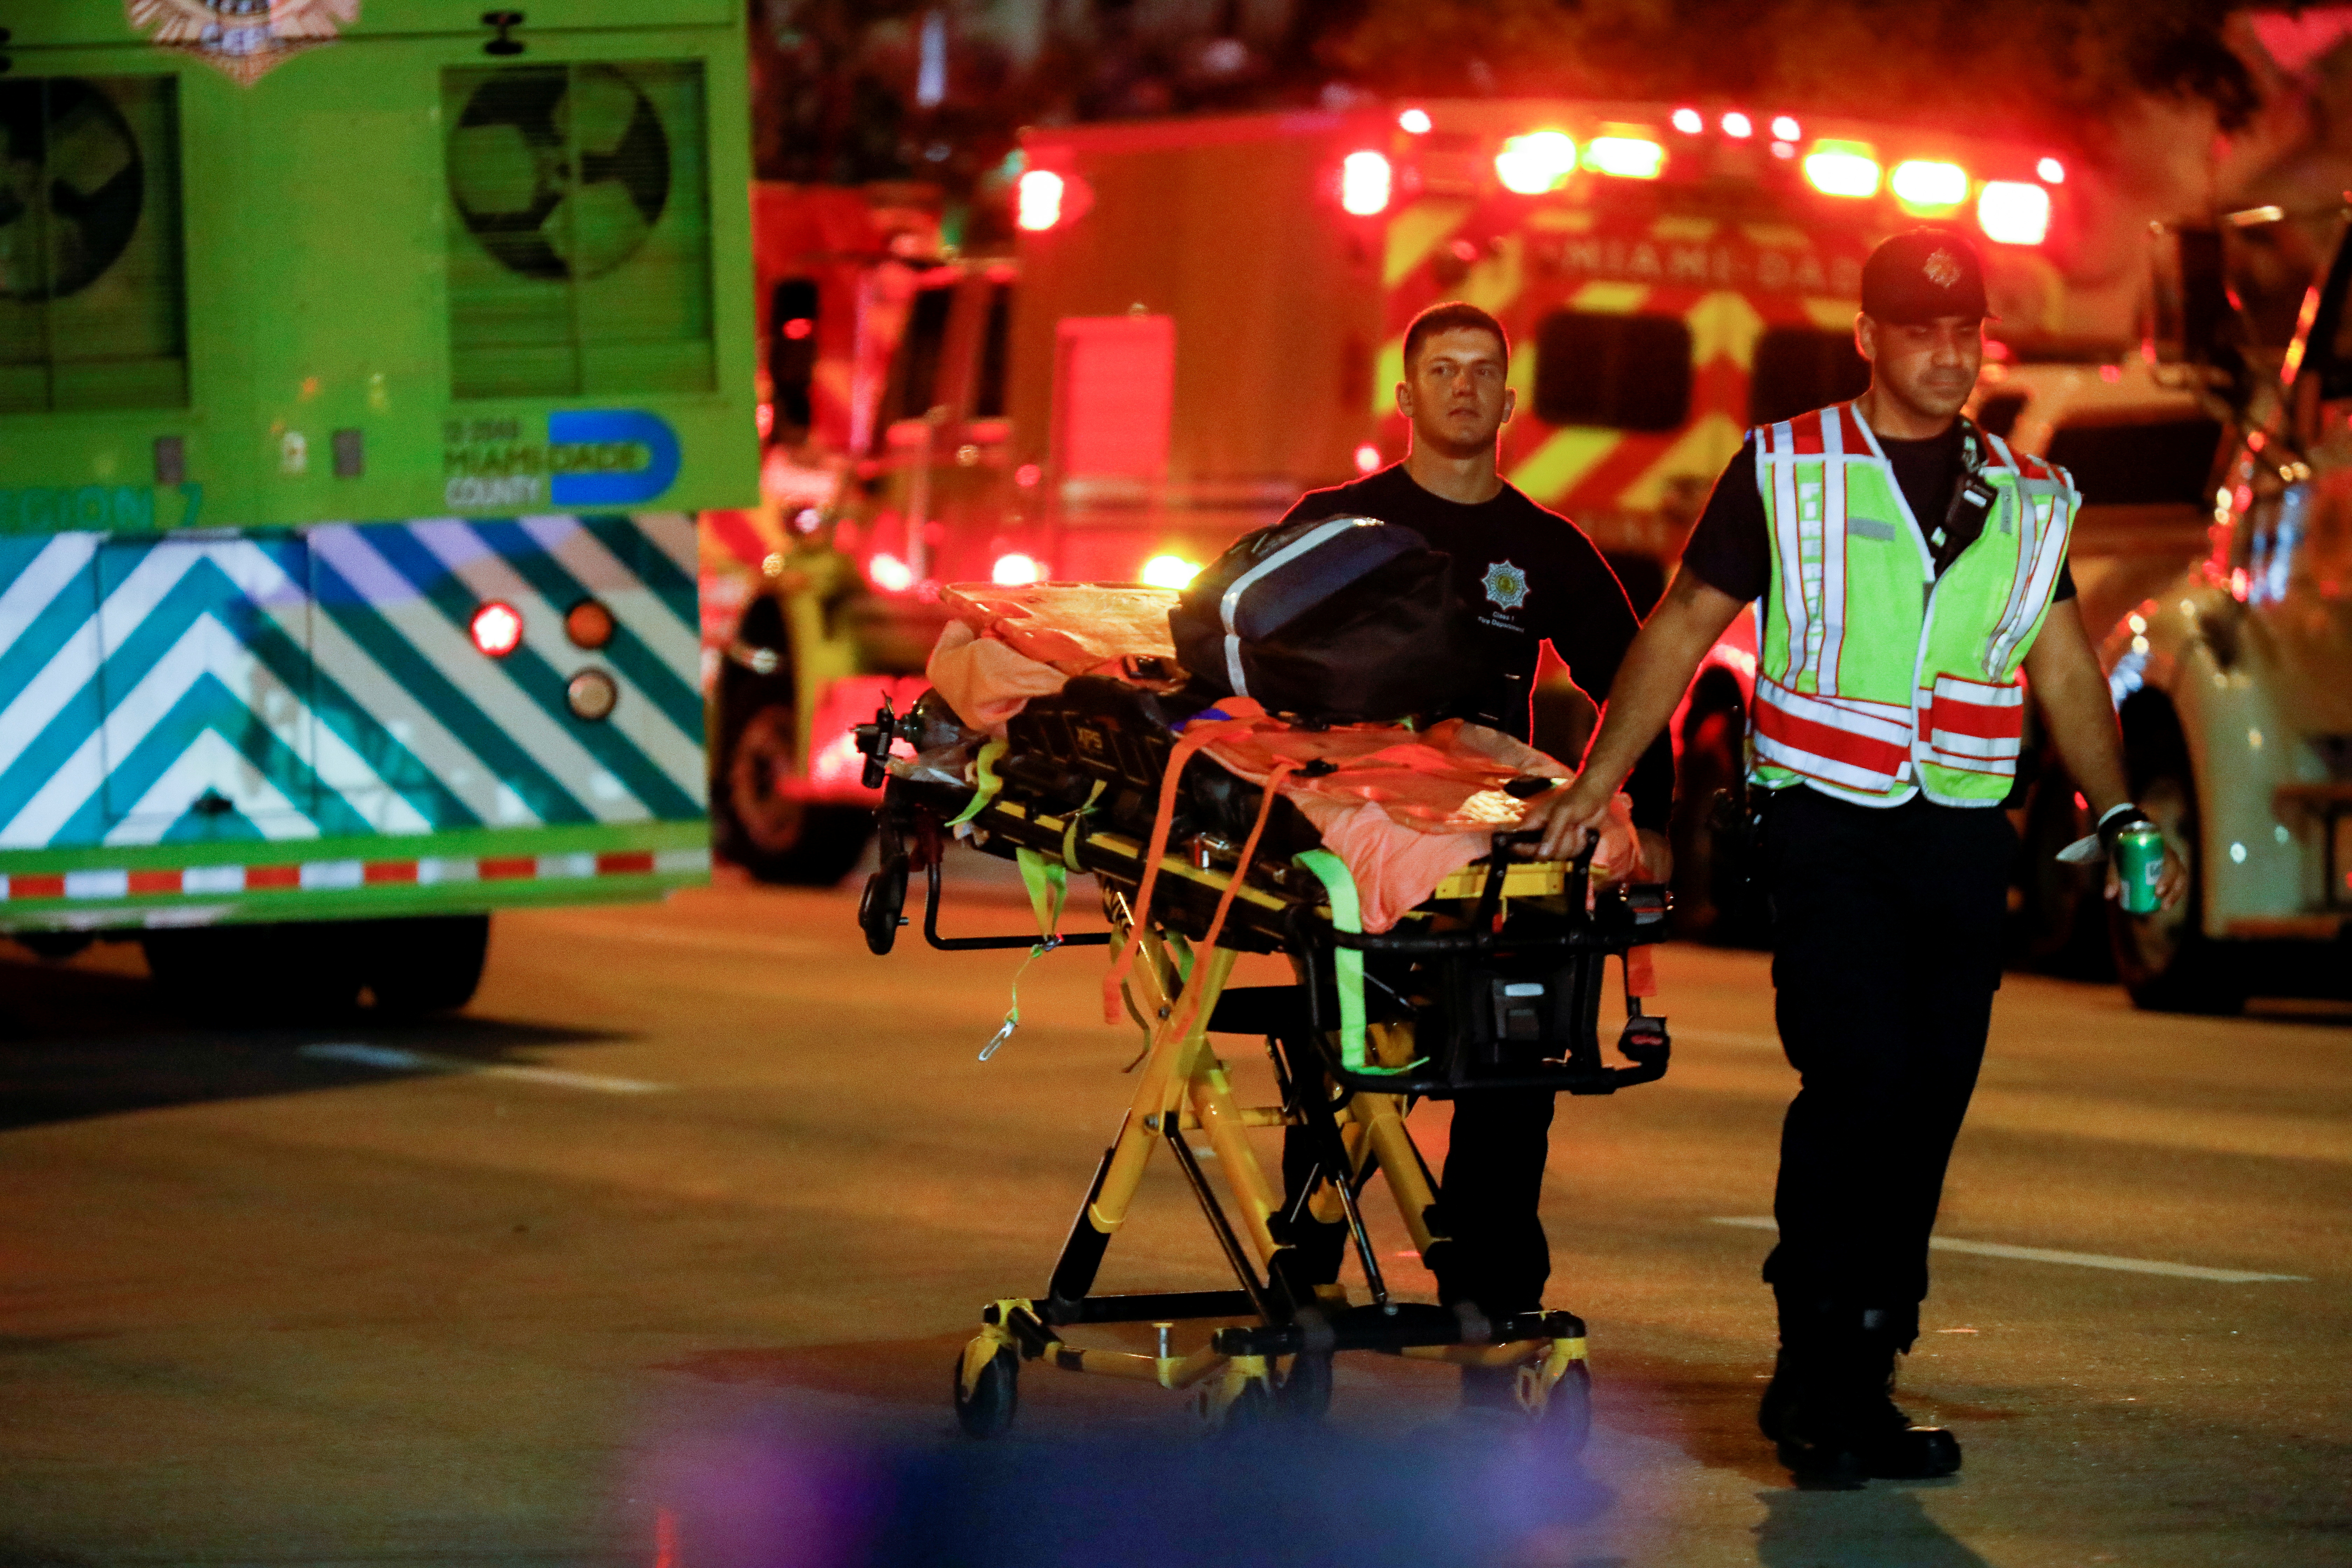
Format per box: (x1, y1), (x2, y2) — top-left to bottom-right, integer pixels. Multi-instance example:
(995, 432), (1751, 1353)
(1748, 404), (2079, 807)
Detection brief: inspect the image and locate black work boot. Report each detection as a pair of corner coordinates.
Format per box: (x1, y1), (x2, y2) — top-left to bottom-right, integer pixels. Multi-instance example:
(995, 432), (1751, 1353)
(1768, 1306), (1961, 1485)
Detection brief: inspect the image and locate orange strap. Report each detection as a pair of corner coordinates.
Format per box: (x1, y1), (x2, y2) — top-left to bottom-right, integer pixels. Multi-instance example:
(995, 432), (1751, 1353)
(1162, 757), (1298, 1041)
(1624, 944), (1656, 999)
(1100, 701), (1276, 1023)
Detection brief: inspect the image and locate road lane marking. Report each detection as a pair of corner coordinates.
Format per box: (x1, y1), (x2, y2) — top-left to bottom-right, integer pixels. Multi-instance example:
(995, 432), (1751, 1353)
(300, 1042), (671, 1095)
(1708, 1217), (2307, 1283)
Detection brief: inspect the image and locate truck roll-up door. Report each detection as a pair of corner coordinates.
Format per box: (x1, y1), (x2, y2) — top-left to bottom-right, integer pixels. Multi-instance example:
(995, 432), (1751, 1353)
(1053, 314), (1175, 492)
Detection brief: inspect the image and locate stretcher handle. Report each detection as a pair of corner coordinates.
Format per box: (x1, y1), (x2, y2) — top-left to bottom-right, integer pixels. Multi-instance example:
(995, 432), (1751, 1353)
(921, 859), (1113, 952)
(1473, 830), (1597, 933)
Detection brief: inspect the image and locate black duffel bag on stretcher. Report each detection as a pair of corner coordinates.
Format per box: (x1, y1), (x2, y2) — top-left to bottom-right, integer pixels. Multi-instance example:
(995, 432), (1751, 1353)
(1168, 516), (1476, 724)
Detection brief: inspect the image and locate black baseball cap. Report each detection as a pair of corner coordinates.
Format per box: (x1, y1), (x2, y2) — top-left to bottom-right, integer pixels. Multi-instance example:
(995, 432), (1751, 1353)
(1861, 228), (1993, 324)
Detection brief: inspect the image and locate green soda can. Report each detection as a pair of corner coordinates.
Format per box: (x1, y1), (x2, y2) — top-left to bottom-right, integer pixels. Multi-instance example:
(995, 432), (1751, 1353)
(2114, 822), (2166, 915)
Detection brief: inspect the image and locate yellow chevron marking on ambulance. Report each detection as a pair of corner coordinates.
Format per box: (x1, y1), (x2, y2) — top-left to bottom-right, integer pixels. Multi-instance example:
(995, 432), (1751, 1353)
(1652, 216), (1721, 241)
(1803, 296), (1858, 331)
(1385, 199), (1476, 288)
(1508, 428), (1622, 502)
(1687, 290), (1766, 370)
(1373, 337), (1405, 416)
(1569, 281), (1650, 314)
(1463, 233), (1529, 316)
(1607, 412), (1750, 509)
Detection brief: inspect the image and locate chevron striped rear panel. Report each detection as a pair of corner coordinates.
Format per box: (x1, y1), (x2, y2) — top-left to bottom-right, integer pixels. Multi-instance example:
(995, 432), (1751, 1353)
(0, 514), (710, 931)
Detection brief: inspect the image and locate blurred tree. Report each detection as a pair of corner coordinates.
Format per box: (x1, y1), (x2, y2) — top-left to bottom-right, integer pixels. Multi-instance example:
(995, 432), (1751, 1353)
(1326, 0), (2258, 152)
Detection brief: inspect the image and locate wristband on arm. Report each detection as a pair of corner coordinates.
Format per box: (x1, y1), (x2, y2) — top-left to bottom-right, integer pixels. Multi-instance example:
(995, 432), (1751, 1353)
(2056, 801), (2149, 866)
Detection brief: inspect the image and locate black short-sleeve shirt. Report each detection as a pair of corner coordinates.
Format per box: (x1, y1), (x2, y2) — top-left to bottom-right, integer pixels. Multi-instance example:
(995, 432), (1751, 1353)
(1680, 421), (2077, 606)
(1280, 464), (1676, 831)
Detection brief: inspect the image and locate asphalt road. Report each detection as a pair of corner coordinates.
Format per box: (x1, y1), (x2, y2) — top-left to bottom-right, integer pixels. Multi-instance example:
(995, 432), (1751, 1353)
(2, 864), (2346, 1568)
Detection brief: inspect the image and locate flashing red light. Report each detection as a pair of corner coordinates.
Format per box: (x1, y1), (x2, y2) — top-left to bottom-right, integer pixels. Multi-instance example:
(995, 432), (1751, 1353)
(1016, 169), (1065, 232)
(470, 601), (524, 658)
(992, 552), (1043, 586)
(1977, 180), (2051, 245)
(1721, 111), (1753, 139)
(2037, 156), (2066, 184)
(1340, 150), (1393, 216)
(1671, 106), (1702, 134)
(1398, 107), (1432, 135)
(781, 317), (814, 340)
(1353, 443), (1381, 475)
(1770, 115), (1802, 142)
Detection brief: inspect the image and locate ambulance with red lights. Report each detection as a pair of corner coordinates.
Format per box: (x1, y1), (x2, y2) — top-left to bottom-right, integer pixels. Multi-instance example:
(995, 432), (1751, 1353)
(718, 103), (2076, 910)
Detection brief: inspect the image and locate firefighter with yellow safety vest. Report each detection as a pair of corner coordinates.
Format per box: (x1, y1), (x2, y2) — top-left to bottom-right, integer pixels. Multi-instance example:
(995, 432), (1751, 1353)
(1524, 229), (2187, 1485)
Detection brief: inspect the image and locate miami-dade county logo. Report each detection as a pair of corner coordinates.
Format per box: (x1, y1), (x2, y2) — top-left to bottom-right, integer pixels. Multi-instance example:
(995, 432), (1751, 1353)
(1482, 560), (1530, 611)
(1923, 247), (1963, 289)
(442, 409), (683, 511)
(126, 0), (360, 85)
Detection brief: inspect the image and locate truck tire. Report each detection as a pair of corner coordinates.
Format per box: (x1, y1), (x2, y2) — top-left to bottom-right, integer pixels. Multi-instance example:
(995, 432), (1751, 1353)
(364, 915), (490, 1017)
(142, 923), (363, 1022)
(2109, 711), (2244, 1015)
(712, 701), (874, 886)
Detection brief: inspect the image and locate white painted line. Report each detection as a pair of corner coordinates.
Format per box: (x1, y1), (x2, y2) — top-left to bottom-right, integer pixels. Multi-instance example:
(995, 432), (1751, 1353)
(1708, 1217), (2306, 1284)
(300, 1042), (670, 1095)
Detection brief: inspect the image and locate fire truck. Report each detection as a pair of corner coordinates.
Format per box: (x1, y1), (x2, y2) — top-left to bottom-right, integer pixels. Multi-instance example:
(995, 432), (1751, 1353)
(715, 101), (2076, 932)
(2, 2), (754, 1013)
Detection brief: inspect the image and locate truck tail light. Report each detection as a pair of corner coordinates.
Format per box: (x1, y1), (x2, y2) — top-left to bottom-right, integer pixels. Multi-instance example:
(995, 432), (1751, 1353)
(1977, 181), (2051, 245)
(1141, 555), (1201, 589)
(1017, 169), (1065, 232)
(470, 602), (523, 657)
(1340, 150), (1392, 216)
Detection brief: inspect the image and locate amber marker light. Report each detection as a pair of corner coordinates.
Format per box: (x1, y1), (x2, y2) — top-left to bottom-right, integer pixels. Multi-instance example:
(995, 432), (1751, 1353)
(564, 598), (615, 650)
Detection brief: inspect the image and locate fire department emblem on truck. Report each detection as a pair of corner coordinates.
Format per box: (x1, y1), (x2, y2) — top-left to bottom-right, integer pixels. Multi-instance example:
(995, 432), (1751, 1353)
(125, 0), (359, 84)
(1482, 560), (1530, 611)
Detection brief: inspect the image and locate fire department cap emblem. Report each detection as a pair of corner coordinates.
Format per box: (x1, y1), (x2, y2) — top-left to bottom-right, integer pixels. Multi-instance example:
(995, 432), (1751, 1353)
(1482, 560), (1530, 610)
(125, 0), (360, 85)
(1923, 247), (1963, 289)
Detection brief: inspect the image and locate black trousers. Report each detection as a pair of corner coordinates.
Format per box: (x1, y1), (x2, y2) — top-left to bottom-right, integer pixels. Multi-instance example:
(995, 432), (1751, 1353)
(1760, 787), (2013, 1340)
(1279, 1087), (1558, 1317)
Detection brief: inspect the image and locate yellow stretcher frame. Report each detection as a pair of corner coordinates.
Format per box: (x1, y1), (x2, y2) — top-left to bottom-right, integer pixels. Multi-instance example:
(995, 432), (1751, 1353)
(948, 890), (1595, 1441)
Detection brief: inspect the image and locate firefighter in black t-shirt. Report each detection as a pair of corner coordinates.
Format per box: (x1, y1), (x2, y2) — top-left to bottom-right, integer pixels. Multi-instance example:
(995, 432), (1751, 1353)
(1277, 301), (1674, 1412)
(1522, 230), (2186, 1483)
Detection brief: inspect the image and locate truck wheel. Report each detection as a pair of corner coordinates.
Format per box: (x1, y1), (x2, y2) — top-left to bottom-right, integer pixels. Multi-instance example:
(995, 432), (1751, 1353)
(712, 702), (873, 886)
(365, 916), (490, 1017)
(2109, 746), (2244, 1015)
(143, 923), (363, 1022)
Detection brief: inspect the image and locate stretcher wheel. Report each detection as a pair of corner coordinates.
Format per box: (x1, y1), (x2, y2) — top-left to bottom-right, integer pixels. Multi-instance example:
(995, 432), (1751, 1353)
(1217, 1377), (1274, 1436)
(1537, 1359), (1592, 1455)
(952, 1342), (1018, 1439)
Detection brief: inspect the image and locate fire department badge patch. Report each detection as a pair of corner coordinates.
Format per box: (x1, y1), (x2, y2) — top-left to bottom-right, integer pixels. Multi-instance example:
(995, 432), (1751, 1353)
(1923, 247), (1963, 289)
(1482, 560), (1530, 610)
(125, 0), (360, 85)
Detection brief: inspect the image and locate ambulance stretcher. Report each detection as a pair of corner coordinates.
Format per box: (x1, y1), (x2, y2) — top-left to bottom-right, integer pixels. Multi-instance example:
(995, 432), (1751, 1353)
(850, 658), (1672, 1441)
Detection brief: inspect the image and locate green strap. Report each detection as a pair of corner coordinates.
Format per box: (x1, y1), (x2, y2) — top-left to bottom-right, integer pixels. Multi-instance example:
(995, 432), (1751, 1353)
(947, 738), (1009, 828)
(980, 847), (1068, 1063)
(1293, 848), (1376, 1073)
